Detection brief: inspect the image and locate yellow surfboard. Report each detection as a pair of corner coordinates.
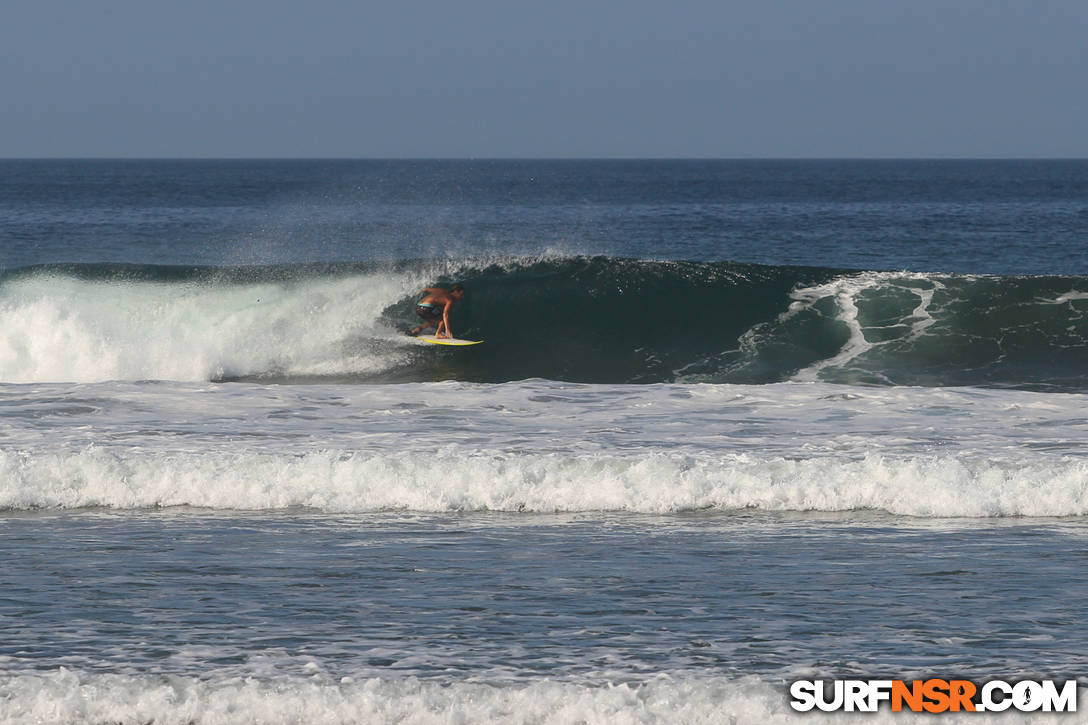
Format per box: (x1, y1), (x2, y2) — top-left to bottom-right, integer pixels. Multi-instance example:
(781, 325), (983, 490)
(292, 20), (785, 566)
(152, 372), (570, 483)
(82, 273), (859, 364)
(417, 335), (483, 347)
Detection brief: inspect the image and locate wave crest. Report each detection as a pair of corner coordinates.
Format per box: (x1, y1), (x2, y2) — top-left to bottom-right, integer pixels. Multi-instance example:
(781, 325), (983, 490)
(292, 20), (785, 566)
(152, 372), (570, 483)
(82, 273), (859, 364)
(3, 447), (1086, 517)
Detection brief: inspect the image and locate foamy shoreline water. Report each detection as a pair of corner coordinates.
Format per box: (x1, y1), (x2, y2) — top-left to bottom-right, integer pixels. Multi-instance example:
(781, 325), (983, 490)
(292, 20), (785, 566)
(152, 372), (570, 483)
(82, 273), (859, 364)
(3, 670), (1080, 724)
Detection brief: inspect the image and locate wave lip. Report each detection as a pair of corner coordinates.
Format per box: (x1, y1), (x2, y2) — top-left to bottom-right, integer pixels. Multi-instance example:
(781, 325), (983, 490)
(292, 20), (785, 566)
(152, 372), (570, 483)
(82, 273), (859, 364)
(3, 448), (1086, 518)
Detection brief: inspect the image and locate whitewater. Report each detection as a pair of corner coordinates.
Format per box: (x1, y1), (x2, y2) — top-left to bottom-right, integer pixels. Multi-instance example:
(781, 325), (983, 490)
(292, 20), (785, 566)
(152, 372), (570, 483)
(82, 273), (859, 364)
(1, 380), (1087, 517)
(2, 159), (1086, 724)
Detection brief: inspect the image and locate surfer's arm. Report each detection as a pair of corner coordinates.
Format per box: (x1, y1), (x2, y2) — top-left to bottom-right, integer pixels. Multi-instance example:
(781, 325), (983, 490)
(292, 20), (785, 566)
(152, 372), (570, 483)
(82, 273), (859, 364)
(437, 301), (453, 338)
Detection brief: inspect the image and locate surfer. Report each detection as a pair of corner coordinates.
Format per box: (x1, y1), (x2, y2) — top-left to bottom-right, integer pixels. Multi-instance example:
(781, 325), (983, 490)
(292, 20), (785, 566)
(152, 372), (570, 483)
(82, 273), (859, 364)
(407, 284), (466, 338)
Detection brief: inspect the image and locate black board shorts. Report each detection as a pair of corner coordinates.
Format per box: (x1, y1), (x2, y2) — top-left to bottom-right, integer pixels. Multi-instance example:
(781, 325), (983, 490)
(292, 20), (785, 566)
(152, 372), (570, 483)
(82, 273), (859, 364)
(415, 304), (443, 321)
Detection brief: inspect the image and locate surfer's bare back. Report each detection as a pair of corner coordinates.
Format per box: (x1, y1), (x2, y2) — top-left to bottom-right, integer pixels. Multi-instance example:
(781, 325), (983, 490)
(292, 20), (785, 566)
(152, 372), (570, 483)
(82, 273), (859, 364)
(407, 284), (466, 339)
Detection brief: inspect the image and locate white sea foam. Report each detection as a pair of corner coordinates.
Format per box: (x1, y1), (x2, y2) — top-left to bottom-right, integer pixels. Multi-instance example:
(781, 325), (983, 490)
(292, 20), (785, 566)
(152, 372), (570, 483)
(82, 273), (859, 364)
(0, 669), (1075, 725)
(1, 446), (1085, 517)
(1044, 291), (1088, 304)
(1, 380), (1086, 518)
(0, 272), (421, 383)
(787, 272), (948, 383)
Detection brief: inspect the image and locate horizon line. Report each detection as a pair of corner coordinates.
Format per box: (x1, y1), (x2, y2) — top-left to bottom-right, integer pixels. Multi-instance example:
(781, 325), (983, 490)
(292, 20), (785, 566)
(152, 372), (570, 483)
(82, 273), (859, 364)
(3, 156), (1088, 162)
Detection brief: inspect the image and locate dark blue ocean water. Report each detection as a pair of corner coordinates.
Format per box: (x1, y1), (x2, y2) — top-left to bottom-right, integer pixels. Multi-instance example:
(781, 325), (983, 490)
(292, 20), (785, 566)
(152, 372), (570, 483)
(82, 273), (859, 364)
(3, 159), (1086, 273)
(0, 160), (1086, 723)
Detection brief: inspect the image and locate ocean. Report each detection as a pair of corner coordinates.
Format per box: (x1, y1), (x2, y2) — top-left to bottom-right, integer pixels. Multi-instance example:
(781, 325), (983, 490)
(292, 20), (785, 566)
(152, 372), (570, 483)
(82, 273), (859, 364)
(0, 160), (1086, 723)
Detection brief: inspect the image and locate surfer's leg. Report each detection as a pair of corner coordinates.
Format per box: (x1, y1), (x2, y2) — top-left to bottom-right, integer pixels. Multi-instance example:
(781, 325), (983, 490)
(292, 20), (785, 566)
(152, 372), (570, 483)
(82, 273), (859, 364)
(409, 306), (443, 336)
(408, 319), (439, 336)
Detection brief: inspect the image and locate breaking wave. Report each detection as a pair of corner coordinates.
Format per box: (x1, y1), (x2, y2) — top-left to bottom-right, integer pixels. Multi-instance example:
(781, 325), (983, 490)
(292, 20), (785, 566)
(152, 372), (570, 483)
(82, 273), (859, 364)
(2, 447), (1086, 517)
(2, 257), (1087, 389)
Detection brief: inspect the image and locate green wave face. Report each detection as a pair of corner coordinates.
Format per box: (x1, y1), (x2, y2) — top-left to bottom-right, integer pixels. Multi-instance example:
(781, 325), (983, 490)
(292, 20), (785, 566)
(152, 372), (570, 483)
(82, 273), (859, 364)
(393, 257), (1088, 390)
(3, 257), (1088, 390)
(399, 257), (843, 384)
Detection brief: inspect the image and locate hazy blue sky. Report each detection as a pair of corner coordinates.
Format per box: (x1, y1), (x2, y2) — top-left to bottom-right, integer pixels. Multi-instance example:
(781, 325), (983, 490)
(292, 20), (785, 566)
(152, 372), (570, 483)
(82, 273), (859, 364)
(2, 0), (1085, 158)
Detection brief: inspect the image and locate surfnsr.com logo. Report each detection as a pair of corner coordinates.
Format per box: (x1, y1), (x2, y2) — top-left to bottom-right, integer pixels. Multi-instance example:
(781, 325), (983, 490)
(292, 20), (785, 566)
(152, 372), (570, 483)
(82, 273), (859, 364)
(789, 679), (1078, 713)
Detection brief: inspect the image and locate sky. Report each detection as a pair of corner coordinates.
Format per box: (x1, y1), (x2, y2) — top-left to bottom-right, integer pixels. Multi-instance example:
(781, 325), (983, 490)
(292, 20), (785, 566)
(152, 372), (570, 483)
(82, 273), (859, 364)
(1, 0), (1086, 158)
